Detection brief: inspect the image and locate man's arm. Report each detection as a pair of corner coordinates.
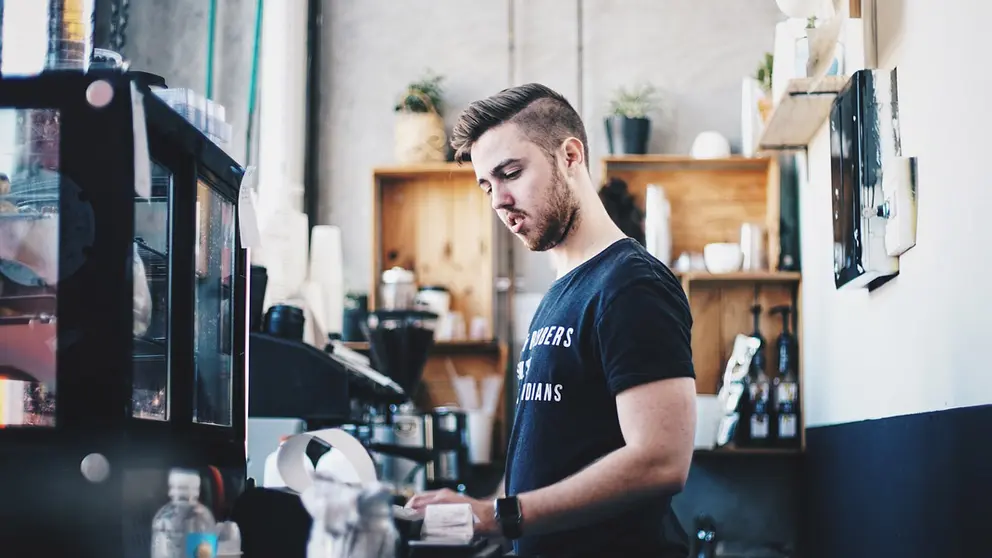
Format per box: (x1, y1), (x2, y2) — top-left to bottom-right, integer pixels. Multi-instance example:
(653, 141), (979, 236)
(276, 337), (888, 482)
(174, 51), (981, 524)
(515, 376), (695, 536)
(491, 475), (505, 500)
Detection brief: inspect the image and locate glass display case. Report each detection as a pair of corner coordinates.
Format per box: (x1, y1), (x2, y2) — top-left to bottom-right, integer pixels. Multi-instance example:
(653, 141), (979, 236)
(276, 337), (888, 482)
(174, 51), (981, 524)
(0, 70), (248, 556)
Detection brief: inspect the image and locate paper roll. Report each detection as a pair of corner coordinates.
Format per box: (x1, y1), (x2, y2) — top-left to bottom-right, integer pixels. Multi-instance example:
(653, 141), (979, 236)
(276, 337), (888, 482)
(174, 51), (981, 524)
(276, 428), (378, 494)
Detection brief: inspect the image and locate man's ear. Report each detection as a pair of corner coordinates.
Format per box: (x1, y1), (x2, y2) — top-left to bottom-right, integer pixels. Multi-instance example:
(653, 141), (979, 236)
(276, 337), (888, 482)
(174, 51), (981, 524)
(561, 137), (585, 174)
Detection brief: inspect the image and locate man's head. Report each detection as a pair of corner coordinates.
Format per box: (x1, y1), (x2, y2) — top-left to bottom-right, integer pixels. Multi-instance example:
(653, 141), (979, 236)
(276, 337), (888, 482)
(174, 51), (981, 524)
(451, 83), (589, 252)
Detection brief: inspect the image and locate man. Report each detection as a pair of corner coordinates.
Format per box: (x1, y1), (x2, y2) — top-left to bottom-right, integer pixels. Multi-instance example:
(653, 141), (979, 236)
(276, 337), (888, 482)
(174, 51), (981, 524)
(406, 83), (697, 558)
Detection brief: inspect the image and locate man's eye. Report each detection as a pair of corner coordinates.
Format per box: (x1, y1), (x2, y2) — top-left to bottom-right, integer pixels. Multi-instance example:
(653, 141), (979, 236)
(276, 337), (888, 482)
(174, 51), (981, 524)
(505, 169), (521, 180)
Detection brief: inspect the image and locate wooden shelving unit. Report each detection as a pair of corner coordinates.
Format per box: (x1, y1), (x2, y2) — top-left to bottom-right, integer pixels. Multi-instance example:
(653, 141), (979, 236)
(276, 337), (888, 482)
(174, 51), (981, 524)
(370, 163), (510, 452)
(601, 155), (804, 448)
(758, 76), (851, 152)
(600, 155), (783, 269)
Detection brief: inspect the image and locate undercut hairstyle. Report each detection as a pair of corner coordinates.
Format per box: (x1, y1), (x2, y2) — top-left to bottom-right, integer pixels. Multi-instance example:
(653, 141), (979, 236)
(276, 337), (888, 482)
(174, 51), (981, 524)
(451, 83), (589, 169)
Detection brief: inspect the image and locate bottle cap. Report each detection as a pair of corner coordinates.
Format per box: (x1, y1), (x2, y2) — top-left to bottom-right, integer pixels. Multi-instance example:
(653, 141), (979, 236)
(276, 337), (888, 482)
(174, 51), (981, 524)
(168, 468), (201, 489)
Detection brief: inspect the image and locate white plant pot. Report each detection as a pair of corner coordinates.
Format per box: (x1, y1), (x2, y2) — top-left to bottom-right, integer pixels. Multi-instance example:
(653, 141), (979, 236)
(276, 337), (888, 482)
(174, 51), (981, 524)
(795, 34), (845, 77)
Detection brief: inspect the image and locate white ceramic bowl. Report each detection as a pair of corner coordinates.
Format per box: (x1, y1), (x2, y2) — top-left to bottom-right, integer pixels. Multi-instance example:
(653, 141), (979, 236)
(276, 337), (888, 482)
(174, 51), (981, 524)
(703, 243), (743, 274)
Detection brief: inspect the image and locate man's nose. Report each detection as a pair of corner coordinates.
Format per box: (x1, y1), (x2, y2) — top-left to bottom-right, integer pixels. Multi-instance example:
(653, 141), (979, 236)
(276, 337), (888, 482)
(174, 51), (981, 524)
(491, 184), (513, 211)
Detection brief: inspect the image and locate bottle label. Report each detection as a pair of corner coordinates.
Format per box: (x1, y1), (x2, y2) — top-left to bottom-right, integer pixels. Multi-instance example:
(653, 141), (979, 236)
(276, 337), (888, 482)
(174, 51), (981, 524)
(779, 414), (798, 438)
(185, 533), (218, 558)
(750, 415), (769, 439)
(777, 382), (798, 403)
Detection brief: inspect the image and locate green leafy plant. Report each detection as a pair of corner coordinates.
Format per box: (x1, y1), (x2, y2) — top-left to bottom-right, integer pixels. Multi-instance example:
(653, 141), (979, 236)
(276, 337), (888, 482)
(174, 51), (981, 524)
(395, 70), (445, 114)
(754, 52), (774, 93)
(608, 83), (659, 119)
(806, 16), (817, 29)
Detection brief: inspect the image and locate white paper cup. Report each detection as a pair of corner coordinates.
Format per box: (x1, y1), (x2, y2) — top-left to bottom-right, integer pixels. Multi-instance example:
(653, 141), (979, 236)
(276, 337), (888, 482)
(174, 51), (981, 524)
(466, 410), (494, 464)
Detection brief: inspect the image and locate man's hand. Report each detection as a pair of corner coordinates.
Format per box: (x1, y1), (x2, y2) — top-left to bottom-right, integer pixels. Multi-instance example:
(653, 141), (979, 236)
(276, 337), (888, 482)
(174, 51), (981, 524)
(405, 488), (499, 535)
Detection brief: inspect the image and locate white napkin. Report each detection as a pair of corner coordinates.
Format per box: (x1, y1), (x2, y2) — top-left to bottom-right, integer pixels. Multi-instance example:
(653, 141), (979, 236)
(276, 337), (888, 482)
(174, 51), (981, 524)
(421, 503), (475, 543)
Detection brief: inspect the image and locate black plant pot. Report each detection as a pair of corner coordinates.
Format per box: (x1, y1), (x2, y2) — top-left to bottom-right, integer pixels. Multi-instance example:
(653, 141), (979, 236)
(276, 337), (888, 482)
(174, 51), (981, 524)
(605, 115), (651, 155)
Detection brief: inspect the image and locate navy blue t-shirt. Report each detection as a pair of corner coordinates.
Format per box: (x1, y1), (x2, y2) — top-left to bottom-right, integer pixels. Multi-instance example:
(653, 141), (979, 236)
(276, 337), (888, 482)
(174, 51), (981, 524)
(505, 238), (695, 558)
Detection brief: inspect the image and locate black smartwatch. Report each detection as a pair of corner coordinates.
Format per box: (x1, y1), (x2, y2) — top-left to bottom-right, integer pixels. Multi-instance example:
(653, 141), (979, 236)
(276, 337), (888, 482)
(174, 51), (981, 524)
(494, 495), (523, 540)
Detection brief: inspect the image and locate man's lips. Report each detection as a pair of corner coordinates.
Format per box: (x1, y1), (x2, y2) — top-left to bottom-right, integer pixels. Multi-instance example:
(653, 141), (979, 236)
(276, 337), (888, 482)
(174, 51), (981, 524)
(506, 213), (525, 234)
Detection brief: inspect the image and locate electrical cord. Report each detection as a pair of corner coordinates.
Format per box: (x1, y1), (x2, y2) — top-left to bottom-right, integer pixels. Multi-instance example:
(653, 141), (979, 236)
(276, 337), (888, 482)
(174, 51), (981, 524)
(205, 0), (218, 100)
(245, 0), (264, 167)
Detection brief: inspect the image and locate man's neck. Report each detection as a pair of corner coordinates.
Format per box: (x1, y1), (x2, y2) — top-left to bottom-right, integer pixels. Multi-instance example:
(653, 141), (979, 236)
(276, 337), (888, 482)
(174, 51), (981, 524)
(549, 205), (626, 280)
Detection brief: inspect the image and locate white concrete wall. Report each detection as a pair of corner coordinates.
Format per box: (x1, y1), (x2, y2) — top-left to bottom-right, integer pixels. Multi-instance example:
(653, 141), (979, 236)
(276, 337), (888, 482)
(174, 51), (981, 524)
(801, 0), (992, 427)
(318, 0), (785, 293)
(122, 0), (259, 166)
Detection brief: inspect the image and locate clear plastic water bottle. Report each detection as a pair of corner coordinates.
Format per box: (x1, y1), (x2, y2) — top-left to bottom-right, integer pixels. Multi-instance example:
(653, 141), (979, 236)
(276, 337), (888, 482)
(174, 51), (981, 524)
(151, 468), (218, 558)
(304, 473), (398, 558)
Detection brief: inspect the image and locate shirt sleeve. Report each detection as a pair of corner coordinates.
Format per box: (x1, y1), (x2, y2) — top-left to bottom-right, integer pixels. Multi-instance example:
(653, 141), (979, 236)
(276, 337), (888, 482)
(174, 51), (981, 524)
(595, 278), (695, 396)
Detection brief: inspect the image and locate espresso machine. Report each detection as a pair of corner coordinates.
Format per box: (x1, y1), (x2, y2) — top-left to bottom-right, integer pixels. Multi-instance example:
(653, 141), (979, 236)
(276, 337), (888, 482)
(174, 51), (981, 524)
(245, 268), (471, 497)
(237, 273), (487, 557)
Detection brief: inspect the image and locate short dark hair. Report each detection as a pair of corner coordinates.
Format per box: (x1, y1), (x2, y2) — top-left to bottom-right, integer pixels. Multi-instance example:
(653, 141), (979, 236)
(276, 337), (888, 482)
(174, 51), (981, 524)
(451, 83), (589, 168)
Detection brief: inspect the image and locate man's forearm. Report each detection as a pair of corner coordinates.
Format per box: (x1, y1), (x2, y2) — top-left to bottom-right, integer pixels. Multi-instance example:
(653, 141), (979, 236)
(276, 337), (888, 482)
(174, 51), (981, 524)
(489, 475), (505, 500)
(515, 446), (686, 537)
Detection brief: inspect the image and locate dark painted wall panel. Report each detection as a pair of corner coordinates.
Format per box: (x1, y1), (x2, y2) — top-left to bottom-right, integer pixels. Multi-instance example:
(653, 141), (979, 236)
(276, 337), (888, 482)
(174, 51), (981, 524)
(673, 455), (802, 551)
(804, 405), (992, 558)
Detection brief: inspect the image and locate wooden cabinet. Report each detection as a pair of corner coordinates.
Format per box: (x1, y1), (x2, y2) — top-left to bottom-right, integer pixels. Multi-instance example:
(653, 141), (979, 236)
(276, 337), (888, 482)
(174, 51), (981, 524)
(600, 155), (804, 447)
(368, 163), (510, 453)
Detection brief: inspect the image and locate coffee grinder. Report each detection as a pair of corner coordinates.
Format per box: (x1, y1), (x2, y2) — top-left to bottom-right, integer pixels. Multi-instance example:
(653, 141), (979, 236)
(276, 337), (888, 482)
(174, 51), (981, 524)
(361, 309), (472, 496)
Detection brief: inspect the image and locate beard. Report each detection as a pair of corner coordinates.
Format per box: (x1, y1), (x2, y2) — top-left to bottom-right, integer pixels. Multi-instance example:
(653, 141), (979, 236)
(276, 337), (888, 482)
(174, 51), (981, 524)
(521, 166), (579, 252)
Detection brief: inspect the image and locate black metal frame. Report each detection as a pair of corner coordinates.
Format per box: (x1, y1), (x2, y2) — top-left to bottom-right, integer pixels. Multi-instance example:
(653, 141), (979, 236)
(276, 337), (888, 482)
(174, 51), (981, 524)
(303, 0), (323, 232)
(0, 70), (248, 556)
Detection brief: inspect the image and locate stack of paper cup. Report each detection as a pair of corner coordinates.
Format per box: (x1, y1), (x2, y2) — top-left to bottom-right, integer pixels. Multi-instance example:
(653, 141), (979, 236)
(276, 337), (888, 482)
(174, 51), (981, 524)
(467, 410), (495, 464)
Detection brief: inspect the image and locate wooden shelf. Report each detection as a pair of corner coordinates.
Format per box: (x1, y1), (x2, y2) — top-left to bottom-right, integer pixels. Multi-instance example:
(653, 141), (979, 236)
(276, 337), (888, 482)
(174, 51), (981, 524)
(371, 162), (475, 180)
(758, 76), (851, 152)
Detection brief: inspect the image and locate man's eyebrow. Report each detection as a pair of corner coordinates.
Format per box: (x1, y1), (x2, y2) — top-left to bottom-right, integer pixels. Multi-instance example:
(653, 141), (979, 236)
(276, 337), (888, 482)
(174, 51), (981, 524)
(478, 158), (522, 185)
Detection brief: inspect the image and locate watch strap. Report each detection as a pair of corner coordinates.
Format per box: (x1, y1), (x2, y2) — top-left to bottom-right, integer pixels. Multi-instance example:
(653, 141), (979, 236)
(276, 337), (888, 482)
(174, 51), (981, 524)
(495, 496), (523, 540)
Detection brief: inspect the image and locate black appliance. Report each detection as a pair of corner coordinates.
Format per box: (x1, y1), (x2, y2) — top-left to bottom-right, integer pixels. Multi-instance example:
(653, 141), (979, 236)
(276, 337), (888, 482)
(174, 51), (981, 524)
(361, 309), (473, 492)
(364, 309), (438, 396)
(829, 69), (900, 290)
(776, 154), (801, 271)
(427, 406), (470, 491)
(0, 70), (249, 556)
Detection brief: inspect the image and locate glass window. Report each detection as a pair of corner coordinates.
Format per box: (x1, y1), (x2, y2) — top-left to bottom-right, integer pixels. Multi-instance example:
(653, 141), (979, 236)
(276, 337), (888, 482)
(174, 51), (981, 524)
(0, 107), (60, 427)
(132, 160), (172, 421)
(193, 179), (235, 426)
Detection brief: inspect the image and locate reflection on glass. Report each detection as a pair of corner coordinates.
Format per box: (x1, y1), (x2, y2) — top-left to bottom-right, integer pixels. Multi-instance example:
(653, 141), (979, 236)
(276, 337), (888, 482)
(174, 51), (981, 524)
(132, 160), (172, 421)
(193, 180), (235, 426)
(0, 108), (60, 427)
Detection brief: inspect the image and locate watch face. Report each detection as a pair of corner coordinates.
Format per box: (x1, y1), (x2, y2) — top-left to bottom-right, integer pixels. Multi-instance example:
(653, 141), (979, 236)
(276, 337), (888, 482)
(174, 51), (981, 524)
(496, 497), (519, 518)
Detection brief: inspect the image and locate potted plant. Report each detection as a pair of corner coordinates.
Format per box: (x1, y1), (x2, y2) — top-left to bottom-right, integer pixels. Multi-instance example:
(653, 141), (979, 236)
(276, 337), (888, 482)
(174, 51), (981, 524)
(605, 83), (658, 155)
(795, 16), (845, 78)
(394, 70), (447, 164)
(753, 52), (774, 122)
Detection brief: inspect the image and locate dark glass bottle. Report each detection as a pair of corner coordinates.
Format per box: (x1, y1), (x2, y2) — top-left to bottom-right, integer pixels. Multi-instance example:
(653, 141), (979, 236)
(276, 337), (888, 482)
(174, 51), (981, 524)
(746, 304), (772, 447)
(771, 305), (800, 448)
